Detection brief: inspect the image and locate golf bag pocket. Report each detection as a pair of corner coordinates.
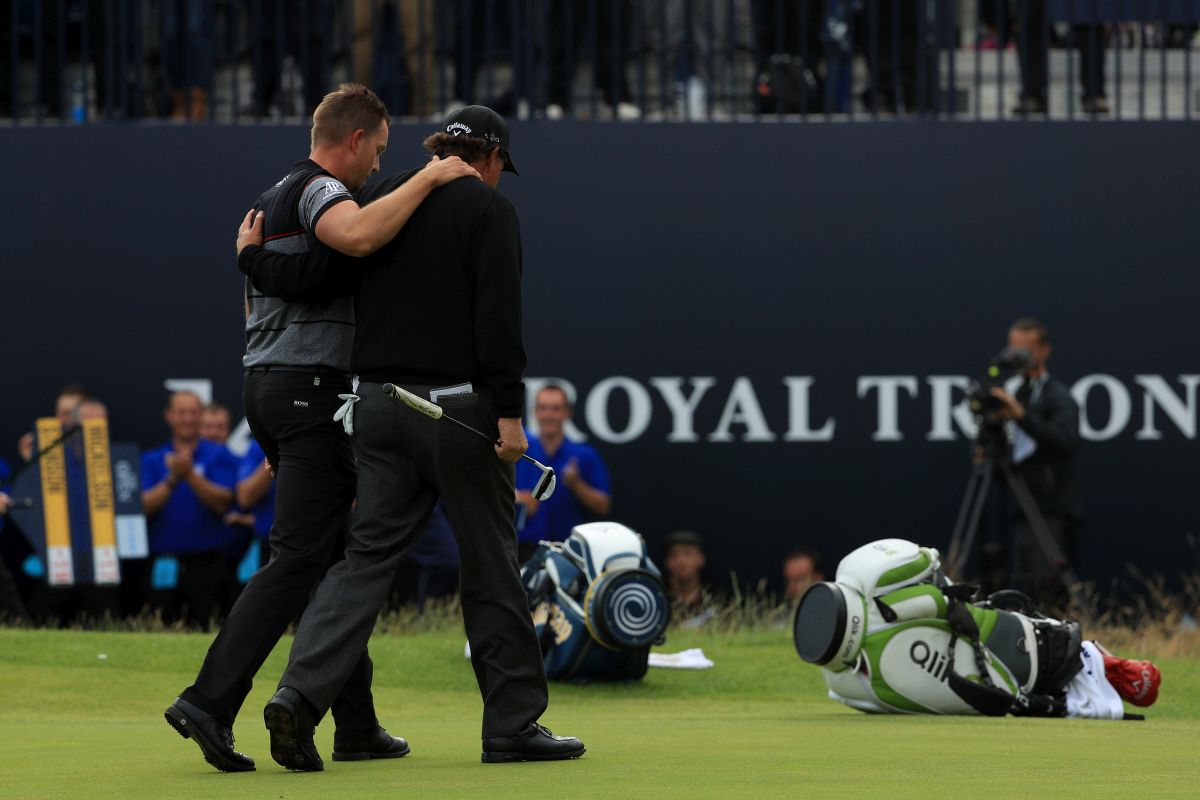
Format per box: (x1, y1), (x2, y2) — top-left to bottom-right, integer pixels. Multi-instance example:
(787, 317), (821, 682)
(520, 523), (669, 682)
(836, 539), (945, 603)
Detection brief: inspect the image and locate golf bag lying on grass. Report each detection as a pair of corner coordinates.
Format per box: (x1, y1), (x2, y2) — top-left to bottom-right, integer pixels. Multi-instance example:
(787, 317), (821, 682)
(520, 523), (669, 682)
(793, 539), (1161, 719)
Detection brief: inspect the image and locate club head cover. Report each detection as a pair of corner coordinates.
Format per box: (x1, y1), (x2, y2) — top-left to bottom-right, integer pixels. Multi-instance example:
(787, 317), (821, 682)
(384, 383), (444, 420)
(1102, 653), (1161, 707)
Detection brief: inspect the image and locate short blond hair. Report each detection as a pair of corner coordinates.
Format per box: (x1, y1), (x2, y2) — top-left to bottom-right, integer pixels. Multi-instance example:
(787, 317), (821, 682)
(311, 83), (389, 147)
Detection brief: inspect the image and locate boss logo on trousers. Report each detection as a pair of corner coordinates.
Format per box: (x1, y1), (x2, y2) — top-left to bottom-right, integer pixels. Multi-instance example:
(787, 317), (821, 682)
(294, 400), (309, 408)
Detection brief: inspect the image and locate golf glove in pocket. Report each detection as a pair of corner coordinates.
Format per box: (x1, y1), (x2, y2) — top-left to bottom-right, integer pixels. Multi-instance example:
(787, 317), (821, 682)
(334, 394), (361, 435)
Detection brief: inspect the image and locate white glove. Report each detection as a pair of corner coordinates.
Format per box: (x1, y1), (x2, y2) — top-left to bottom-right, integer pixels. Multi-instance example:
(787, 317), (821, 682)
(333, 394), (361, 435)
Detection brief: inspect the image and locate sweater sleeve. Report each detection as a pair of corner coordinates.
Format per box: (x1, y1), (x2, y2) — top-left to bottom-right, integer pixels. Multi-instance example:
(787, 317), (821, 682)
(238, 243), (362, 303)
(469, 196), (527, 418)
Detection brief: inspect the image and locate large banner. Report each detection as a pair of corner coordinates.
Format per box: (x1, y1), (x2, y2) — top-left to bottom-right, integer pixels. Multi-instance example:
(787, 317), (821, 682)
(1, 122), (1196, 591)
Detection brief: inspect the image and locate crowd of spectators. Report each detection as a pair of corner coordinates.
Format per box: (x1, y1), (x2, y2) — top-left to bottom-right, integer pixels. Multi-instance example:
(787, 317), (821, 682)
(4, 1), (1190, 123)
(0, 388), (252, 627)
(0, 381), (829, 629)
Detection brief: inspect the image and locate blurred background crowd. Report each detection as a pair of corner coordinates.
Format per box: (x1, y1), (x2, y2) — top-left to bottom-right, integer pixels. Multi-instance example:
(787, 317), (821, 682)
(0, 384), (827, 629)
(2, 1), (1199, 124)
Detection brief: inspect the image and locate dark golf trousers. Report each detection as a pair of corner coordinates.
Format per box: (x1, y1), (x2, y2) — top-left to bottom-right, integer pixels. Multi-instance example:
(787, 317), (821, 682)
(180, 370), (377, 735)
(0, 558), (26, 622)
(279, 382), (549, 739)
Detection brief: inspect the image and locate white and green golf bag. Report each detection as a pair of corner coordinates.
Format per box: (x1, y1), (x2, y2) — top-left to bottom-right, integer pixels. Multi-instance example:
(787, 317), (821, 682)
(793, 539), (1084, 717)
(520, 523), (670, 682)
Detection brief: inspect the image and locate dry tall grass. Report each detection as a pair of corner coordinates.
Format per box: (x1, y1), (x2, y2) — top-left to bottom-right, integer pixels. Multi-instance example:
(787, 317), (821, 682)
(4, 571), (1197, 660)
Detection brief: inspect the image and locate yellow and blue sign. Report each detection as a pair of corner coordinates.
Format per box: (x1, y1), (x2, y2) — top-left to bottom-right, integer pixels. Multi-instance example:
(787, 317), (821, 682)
(9, 418), (145, 587)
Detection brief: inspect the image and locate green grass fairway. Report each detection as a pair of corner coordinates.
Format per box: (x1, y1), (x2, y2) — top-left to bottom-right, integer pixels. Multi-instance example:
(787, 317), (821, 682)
(1, 627), (1197, 799)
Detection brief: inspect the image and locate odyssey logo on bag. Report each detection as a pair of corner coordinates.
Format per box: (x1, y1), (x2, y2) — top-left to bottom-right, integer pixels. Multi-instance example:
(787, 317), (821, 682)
(532, 602), (573, 645)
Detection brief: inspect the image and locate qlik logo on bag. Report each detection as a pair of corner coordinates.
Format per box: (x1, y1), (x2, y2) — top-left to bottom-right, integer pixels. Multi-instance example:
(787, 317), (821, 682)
(838, 615), (862, 663)
(910, 640), (951, 683)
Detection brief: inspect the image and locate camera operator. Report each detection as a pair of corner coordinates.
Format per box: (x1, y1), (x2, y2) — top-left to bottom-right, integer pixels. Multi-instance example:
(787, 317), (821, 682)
(987, 318), (1082, 609)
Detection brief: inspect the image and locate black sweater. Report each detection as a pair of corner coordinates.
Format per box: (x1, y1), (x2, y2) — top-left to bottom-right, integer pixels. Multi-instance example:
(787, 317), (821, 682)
(239, 170), (527, 417)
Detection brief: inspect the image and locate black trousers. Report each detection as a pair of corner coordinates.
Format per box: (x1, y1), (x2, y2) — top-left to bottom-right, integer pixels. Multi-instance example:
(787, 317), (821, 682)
(0, 557), (28, 622)
(254, 0), (332, 117)
(29, 583), (120, 627)
(548, 0), (634, 109)
(147, 551), (234, 628)
(180, 370), (376, 735)
(279, 382), (548, 739)
(1016, 2), (1107, 102)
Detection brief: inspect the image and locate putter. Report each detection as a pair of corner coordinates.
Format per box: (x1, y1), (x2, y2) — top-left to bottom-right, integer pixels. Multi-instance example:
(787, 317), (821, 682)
(382, 383), (557, 501)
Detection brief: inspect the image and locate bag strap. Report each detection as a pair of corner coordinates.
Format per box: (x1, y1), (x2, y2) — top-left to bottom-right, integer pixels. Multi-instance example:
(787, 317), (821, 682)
(942, 587), (1016, 717)
(944, 633), (1015, 717)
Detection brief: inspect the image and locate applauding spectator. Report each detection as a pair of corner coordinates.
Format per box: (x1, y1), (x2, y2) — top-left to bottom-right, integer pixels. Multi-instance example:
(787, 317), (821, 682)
(141, 391), (238, 628)
(516, 385), (611, 561)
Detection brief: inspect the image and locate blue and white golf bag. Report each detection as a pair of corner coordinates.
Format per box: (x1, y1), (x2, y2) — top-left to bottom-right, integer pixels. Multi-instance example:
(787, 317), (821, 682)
(520, 522), (670, 682)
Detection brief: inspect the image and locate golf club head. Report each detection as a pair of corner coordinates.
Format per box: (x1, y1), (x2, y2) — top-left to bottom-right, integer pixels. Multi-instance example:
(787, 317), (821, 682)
(383, 383), (443, 420)
(531, 463), (557, 501)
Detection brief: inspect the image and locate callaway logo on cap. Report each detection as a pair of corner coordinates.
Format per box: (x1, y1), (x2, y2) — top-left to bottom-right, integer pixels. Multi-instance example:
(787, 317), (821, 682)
(441, 105), (518, 175)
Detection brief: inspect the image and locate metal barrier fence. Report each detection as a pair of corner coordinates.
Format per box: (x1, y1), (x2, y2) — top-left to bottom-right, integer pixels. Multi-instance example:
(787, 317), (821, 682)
(2, 1), (1199, 124)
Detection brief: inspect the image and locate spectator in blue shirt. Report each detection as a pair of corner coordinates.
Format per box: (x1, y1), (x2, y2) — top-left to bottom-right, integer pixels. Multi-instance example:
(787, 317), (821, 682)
(201, 401), (252, 580)
(141, 391), (238, 628)
(232, 439), (275, 583)
(200, 402), (233, 445)
(515, 385), (612, 562)
(410, 502), (460, 607)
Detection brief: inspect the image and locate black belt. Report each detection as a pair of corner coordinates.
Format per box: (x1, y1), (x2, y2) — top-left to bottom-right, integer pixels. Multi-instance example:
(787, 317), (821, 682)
(244, 365), (351, 380)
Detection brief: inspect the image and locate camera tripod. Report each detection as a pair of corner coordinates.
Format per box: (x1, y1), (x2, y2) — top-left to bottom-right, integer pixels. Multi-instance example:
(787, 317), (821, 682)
(946, 429), (1083, 609)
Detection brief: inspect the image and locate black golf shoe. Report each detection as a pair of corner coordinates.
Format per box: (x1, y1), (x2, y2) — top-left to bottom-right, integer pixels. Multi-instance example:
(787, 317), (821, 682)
(332, 726), (411, 762)
(263, 687), (323, 772)
(164, 696), (256, 773)
(482, 723), (585, 764)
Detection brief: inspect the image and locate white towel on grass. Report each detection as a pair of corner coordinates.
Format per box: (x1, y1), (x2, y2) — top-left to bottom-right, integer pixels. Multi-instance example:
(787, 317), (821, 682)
(648, 648), (714, 670)
(1066, 641), (1125, 720)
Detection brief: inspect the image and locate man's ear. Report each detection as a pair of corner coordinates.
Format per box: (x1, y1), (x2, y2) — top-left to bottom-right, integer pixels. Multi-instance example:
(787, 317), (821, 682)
(349, 128), (366, 154)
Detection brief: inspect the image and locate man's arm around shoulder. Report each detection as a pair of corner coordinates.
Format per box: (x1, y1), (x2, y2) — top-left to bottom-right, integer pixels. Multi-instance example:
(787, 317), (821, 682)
(314, 157), (478, 257)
